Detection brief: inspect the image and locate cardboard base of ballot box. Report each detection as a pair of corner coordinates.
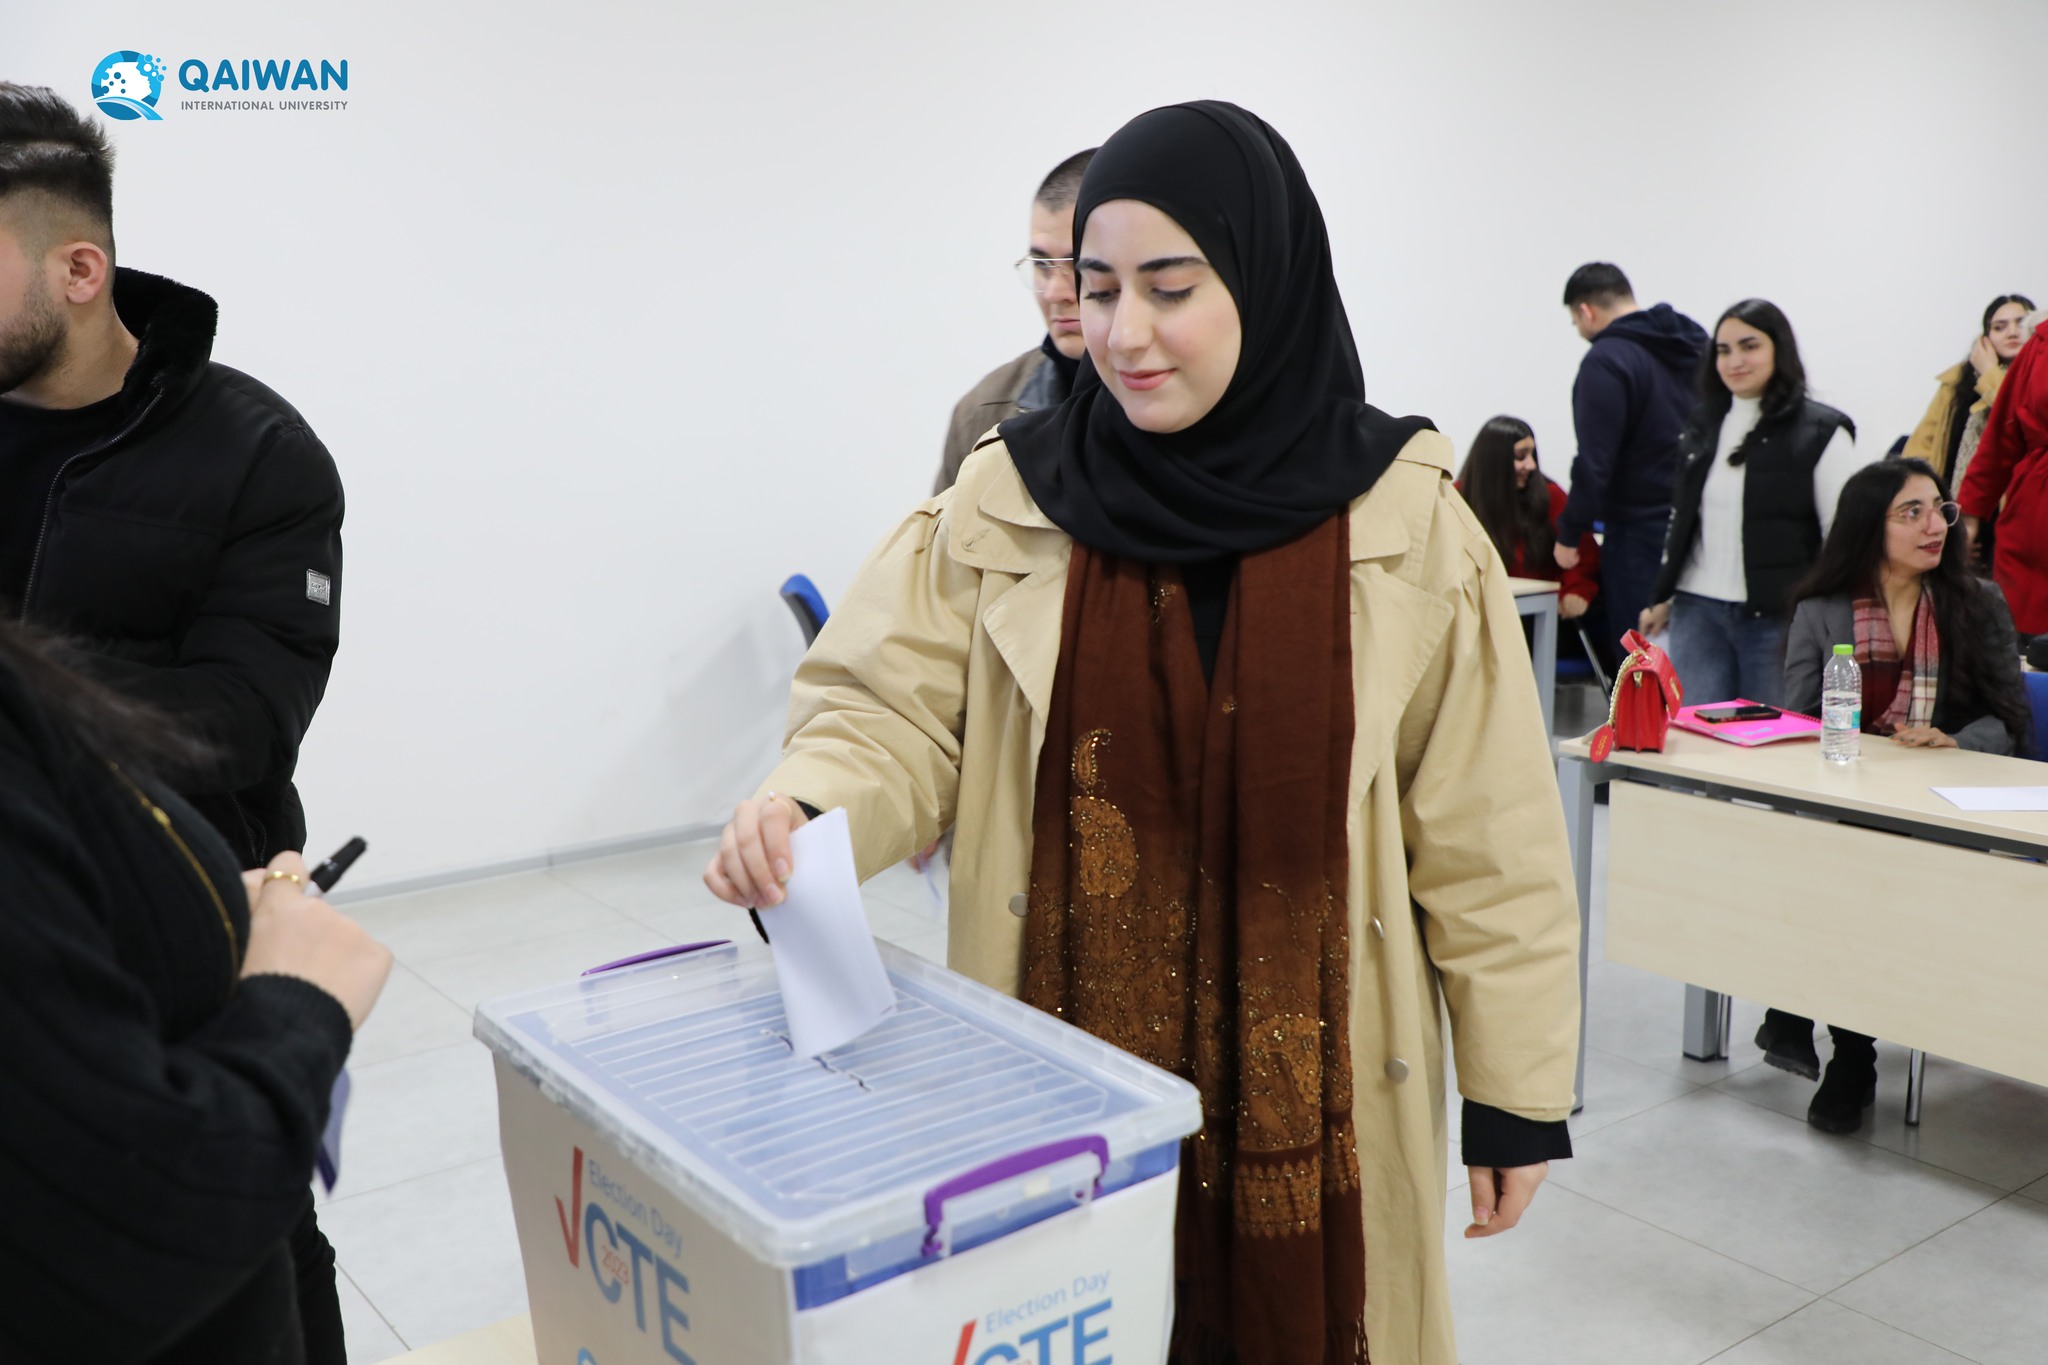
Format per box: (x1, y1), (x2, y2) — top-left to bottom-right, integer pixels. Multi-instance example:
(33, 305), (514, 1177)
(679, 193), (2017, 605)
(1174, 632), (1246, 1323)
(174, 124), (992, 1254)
(495, 1056), (1179, 1365)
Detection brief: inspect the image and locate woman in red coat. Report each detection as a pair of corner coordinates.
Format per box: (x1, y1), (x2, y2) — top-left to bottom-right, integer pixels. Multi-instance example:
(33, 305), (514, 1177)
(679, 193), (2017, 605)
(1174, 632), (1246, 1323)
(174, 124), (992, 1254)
(1960, 318), (2048, 636)
(1456, 415), (1600, 619)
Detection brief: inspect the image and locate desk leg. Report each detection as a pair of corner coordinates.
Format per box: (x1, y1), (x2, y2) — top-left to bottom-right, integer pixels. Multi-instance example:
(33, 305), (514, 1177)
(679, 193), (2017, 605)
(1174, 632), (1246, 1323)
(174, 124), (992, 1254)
(1559, 756), (1595, 1115)
(1683, 986), (1730, 1061)
(1533, 602), (1558, 739)
(1905, 1049), (1926, 1127)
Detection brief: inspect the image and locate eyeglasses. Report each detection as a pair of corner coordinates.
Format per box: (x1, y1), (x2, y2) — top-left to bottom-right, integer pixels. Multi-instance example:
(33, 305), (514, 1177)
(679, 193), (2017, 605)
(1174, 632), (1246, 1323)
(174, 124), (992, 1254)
(1887, 500), (1961, 527)
(1013, 255), (1076, 295)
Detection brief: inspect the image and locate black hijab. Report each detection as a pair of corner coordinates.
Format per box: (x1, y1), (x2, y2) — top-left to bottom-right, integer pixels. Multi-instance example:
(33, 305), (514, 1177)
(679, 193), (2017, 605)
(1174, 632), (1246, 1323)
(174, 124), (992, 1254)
(1001, 101), (1433, 563)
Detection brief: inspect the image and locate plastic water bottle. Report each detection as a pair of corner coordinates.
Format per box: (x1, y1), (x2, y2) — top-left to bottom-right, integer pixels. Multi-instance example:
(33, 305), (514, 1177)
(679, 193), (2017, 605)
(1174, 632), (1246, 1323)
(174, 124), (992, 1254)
(1822, 643), (1861, 764)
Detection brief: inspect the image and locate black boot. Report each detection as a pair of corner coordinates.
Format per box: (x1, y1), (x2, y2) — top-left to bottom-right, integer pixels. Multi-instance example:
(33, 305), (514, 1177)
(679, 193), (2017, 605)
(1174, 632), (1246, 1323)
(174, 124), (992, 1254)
(1755, 1008), (1820, 1080)
(1808, 1030), (1877, 1135)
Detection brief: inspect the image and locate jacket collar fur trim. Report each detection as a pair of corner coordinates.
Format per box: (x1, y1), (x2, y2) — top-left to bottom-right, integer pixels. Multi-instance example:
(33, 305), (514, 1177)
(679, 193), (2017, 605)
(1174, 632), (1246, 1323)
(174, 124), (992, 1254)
(108, 268), (219, 430)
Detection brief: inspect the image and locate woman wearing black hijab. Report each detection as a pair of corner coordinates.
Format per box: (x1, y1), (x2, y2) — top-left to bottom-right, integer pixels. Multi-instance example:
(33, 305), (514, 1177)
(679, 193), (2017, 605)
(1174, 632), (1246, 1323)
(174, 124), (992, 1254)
(709, 102), (1581, 1365)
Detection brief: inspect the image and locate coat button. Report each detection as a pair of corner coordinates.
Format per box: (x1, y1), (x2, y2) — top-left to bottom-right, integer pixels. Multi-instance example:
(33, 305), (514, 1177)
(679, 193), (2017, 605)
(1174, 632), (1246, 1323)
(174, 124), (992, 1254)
(1009, 893), (1029, 917)
(1371, 917), (1385, 940)
(1384, 1058), (1410, 1084)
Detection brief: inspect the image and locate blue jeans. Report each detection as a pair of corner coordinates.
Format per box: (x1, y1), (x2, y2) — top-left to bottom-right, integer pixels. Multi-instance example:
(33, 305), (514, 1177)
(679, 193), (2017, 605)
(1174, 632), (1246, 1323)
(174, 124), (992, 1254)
(1666, 592), (1789, 707)
(1598, 515), (1669, 661)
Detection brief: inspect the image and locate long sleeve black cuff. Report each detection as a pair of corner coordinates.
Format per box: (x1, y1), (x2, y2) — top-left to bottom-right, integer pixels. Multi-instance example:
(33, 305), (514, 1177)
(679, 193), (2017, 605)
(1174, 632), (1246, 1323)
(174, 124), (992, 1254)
(1461, 1099), (1573, 1167)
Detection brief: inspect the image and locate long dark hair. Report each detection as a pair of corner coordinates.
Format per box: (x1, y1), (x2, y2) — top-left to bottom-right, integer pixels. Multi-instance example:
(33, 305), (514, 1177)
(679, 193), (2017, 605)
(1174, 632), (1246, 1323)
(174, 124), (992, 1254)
(1697, 298), (1807, 465)
(0, 616), (212, 778)
(1457, 415), (1553, 570)
(1946, 294), (2039, 468)
(1790, 458), (2032, 750)
(1982, 293), (2036, 337)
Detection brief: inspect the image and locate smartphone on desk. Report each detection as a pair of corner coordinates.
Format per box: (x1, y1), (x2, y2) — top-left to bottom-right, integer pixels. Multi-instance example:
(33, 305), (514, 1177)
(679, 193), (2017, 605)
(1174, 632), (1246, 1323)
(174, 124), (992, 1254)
(1696, 704), (1782, 723)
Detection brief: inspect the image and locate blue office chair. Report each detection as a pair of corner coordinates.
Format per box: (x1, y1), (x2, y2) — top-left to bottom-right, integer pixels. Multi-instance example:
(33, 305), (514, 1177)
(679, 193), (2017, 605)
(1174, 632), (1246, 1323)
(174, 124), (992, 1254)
(779, 574), (829, 646)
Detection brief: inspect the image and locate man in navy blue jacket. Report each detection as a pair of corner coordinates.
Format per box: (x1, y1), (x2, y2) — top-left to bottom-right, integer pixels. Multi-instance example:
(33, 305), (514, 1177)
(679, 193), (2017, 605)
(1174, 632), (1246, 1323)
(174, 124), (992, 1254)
(1555, 263), (1707, 657)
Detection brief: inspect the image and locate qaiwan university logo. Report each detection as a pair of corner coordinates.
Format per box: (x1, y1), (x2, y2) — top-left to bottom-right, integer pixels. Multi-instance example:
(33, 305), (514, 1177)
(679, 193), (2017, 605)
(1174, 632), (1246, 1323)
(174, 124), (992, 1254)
(91, 50), (168, 121)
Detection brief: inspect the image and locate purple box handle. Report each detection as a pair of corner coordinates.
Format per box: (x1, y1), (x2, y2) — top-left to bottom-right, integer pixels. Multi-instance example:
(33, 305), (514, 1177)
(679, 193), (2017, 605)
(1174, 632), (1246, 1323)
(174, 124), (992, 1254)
(582, 940), (731, 976)
(921, 1135), (1110, 1257)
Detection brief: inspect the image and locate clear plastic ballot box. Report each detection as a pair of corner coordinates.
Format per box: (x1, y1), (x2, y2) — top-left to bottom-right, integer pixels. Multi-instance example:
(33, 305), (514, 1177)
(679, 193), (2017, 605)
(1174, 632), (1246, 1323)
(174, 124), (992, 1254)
(475, 938), (1201, 1365)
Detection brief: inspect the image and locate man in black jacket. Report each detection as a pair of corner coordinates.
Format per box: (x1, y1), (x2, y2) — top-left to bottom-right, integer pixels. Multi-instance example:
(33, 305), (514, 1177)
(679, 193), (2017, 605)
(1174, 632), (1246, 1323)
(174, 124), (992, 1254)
(1555, 262), (1707, 656)
(0, 84), (341, 867)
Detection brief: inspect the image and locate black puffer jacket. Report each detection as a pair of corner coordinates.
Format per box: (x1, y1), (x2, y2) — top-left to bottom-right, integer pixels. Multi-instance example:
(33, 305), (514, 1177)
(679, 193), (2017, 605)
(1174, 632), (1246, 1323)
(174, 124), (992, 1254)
(16, 269), (343, 864)
(1653, 398), (1855, 619)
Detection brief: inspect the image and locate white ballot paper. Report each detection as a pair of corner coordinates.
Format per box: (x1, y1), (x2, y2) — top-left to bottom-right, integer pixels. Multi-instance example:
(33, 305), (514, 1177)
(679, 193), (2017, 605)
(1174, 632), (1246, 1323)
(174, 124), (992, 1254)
(1932, 786), (2048, 812)
(765, 808), (898, 1056)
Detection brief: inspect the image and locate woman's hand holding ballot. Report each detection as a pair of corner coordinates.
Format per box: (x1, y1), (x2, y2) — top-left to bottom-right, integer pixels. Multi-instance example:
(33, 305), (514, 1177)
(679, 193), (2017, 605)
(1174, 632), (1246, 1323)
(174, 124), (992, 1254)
(705, 793), (811, 908)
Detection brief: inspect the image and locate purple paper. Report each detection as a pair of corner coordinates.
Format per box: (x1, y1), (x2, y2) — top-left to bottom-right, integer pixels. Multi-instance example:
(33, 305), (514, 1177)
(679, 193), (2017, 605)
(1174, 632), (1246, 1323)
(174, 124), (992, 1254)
(581, 940), (731, 977)
(315, 1069), (350, 1193)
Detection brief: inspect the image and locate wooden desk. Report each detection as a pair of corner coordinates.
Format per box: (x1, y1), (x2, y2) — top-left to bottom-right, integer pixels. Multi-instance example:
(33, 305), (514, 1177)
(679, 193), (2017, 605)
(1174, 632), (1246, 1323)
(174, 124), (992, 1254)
(388, 1316), (536, 1364)
(1557, 731), (2048, 1123)
(1509, 577), (1560, 739)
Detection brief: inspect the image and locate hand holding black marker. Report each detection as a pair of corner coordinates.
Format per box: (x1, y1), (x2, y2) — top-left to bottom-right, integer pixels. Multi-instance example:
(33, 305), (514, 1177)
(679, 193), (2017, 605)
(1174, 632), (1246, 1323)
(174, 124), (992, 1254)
(240, 841), (392, 1032)
(310, 836), (367, 893)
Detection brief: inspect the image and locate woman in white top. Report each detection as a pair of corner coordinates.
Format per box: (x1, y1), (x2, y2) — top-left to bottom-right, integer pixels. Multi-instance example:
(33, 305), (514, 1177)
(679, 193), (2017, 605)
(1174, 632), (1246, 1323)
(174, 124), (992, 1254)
(1640, 299), (1861, 706)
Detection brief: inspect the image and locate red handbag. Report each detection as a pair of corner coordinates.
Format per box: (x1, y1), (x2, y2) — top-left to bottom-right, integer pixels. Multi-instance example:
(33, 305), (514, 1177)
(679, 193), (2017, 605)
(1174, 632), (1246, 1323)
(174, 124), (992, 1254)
(1589, 630), (1684, 761)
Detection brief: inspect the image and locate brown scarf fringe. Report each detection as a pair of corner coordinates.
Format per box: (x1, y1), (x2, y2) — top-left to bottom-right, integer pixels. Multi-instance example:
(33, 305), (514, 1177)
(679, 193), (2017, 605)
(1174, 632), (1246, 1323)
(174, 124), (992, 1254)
(1169, 1313), (1370, 1364)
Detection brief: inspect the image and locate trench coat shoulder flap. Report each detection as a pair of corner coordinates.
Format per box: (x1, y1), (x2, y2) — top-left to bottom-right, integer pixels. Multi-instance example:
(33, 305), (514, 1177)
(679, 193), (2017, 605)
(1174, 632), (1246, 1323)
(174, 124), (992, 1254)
(1344, 430), (1468, 797)
(948, 436), (1064, 570)
(945, 440), (1073, 723)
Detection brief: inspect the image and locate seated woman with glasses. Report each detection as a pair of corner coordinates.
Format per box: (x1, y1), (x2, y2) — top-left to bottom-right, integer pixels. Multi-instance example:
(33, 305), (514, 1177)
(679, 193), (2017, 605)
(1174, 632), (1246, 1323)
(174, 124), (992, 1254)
(1759, 457), (2032, 1133)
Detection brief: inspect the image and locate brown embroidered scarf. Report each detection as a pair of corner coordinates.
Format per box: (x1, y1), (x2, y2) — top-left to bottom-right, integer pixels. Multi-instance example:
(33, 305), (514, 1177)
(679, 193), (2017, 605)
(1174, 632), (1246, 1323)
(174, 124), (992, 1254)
(1021, 515), (1364, 1365)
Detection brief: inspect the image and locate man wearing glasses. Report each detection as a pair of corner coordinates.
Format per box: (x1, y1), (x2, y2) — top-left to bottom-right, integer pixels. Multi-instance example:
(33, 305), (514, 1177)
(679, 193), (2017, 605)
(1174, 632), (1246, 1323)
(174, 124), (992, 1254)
(933, 148), (1095, 494)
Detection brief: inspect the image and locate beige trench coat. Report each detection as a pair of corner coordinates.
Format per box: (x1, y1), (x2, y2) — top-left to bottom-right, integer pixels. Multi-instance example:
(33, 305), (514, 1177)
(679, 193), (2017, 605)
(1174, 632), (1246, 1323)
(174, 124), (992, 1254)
(761, 431), (1582, 1365)
(1904, 360), (2006, 479)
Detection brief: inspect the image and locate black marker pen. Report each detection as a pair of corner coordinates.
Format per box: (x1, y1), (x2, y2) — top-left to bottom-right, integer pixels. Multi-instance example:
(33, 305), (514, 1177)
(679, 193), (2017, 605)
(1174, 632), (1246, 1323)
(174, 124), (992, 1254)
(310, 837), (367, 893)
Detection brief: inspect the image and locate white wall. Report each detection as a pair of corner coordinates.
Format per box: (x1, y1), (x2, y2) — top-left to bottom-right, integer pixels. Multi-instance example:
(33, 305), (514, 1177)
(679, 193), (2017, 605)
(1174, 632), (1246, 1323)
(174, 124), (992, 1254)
(15, 0), (2046, 887)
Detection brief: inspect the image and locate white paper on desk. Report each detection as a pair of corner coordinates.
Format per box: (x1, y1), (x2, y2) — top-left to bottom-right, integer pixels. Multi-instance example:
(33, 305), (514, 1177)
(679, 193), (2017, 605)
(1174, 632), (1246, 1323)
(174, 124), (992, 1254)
(763, 808), (897, 1056)
(1931, 785), (2048, 812)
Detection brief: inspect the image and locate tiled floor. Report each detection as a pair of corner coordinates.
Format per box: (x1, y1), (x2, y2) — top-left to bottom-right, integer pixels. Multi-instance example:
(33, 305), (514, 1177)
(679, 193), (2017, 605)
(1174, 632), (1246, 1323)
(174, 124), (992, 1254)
(324, 810), (2048, 1365)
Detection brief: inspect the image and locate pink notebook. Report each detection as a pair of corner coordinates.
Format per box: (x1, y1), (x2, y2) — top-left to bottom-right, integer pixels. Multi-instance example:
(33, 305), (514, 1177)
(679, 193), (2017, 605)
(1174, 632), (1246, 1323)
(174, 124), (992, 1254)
(1671, 700), (1824, 746)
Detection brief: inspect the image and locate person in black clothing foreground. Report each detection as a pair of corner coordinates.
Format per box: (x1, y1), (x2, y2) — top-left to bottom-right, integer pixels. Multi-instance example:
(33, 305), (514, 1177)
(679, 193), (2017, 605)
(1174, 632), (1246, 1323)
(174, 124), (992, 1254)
(0, 618), (392, 1364)
(0, 83), (344, 869)
(0, 84), (360, 1363)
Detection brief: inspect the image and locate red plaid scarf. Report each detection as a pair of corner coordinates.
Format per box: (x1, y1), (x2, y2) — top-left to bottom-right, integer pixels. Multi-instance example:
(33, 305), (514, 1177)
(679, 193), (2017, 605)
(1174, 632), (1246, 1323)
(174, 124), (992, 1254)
(1852, 587), (1940, 732)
